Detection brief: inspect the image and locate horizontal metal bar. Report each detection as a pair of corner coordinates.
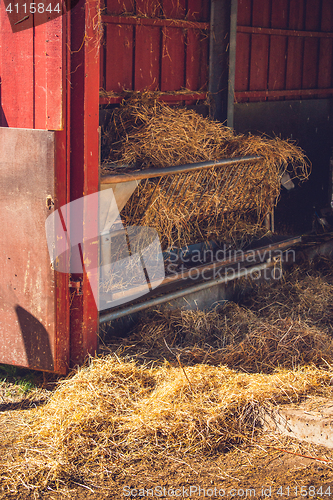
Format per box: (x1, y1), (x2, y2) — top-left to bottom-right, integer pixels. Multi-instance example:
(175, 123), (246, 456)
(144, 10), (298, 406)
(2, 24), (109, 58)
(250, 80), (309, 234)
(101, 156), (263, 184)
(237, 25), (333, 38)
(101, 14), (210, 30)
(99, 260), (273, 323)
(158, 235), (301, 288)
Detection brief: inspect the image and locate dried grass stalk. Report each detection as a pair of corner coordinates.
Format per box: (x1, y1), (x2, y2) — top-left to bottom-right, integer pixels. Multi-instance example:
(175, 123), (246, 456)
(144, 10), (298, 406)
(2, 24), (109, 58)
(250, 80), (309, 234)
(101, 92), (311, 248)
(130, 261), (333, 370)
(1, 360), (332, 493)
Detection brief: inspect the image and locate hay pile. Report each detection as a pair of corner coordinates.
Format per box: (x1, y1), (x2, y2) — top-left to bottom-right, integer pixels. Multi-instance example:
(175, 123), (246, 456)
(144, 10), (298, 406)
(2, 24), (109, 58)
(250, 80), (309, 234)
(1, 360), (332, 493)
(101, 92), (310, 248)
(1, 259), (333, 494)
(126, 259), (333, 371)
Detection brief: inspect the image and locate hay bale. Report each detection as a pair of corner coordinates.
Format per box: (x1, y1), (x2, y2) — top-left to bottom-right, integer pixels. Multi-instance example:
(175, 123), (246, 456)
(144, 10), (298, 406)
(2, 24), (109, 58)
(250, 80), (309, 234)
(101, 92), (310, 248)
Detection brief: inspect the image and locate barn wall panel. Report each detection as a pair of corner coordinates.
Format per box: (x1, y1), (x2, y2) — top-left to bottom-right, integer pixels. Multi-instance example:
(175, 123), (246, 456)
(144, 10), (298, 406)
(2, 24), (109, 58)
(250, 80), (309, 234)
(100, 1), (210, 97)
(0, 7), (64, 129)
(235, 0), (333, 103)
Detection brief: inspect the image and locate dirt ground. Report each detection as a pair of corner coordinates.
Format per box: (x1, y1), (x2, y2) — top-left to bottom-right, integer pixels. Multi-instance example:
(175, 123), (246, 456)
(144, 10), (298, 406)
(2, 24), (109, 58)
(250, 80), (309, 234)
(1, 387), (333, 500)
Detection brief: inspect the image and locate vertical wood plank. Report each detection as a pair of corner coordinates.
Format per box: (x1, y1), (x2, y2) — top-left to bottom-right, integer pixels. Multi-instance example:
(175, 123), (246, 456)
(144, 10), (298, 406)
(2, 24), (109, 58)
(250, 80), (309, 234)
(268, 35), (287, 100)
(106, 0), (134, 13)
(45, 17), (64, 130)
(0, 3), (34, 128)
(235, 32), (251, 99)
(318, 38), (333, 88)
(285, 37), (303, 99)
(186, 30), (201, 89)
(136, 0), (161, 17)
(302, 38), (319, 89)
(134, 25), (160, 90)
(305, 0), (322, 31)
(237, 0), (252, 26)
(69, 0), (99, 367)
(186, 29), (209, 90)
(34, 21), (48, 128)
(161, 27), (185, 91)
(105, 24), (133, 91)
(271, 0), (288, 28)
(288, 0), (305, 30)
(35, 16), (63, 130)
(163, 0), (186, 19)
(100, 27), (105, 89)
(199, 33), (209, 90)
(252, 0), (271, 27)
(187, 0), (204, 21)
(321, 0), (333, 31)
(249, 33), (269, 100)
(201, 0), (210, 21)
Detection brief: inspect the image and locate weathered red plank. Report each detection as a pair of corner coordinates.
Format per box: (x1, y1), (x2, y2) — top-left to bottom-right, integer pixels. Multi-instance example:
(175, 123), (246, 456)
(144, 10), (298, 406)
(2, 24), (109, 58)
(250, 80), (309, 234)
(81, 0), (100, 365)
(305, 0), (321, 31)
(237, 0), (252, 26)
(186, 29), (201, 89)
(0, 3), (34, 128)
(161, 27), (185, 91)
(268, 35), (287, 100)
(249, 34), (269, 99)
(271, 0), (288, 29)
(288, 0), (305, 30)
(69, 0), (99, 366)
(235, 32), (251, 99)
(302, 37), (319, 89)
(136, 0), (160, 17)
(187, 0), (204, 21)
(106, 0), (133, 14)
(285, 37), (303, 99)
(100, 34), (105, 89)
(318, 38), (333, 88)
(134, 25), (160, 90)
(252, 0), (271, 28)
(54, 118), (70, 375)
(321, 0), (333, 31)
(34, 18), (48, 128)
(105, 24), (133, 91)
(163, 0), (186, 19)
(199, 33), (209, 90)
(185, 29), (208, 91)
(35, 16), (63, 130)
(201, 0), (210, 22)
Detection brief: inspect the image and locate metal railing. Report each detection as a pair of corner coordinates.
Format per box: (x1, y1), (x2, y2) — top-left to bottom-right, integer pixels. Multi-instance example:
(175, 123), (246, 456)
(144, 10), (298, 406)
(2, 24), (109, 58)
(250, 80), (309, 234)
(100, 156), (265, 229)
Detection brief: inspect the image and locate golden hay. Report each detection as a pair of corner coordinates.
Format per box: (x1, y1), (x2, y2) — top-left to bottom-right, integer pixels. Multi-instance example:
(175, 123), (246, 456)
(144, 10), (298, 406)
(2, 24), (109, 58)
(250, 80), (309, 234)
(128, 261), (333, 371)
(1, 262), (333, 493)
(101, 92), (310, 249)
(1, 359), (332, 493)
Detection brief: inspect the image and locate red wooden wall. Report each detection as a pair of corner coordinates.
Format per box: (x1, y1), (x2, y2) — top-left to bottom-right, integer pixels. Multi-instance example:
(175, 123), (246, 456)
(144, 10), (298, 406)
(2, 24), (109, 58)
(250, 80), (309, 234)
(0, 0), (100, 372)
(235, 0), (333, 102)
(100, 0), (210, 104)
(0, 9), (64, 129)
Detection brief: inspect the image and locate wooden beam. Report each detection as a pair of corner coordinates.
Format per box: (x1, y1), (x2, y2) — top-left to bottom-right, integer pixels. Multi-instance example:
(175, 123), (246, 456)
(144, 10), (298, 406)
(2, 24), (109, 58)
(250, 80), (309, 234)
(238, 25), (333, 38)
